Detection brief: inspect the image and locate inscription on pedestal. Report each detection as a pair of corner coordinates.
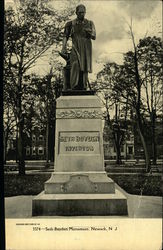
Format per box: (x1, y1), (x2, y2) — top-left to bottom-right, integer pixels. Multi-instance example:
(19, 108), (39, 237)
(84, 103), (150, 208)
(58, 132), (100, 154)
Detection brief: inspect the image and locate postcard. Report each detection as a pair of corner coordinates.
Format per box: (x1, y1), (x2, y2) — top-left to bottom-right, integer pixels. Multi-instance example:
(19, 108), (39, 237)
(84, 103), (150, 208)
(4, 0), (162, 249)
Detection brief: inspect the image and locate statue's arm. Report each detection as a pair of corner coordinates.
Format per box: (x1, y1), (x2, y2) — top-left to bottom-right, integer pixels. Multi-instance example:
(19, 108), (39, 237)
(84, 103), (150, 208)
(91, 21), (96, 40)
(85, 21), (96, 40)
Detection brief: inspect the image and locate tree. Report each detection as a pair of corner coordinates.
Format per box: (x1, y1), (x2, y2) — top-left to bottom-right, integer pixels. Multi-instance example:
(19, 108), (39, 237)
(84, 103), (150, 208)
(107, 21), (152, 172)
(113, 48), (151, 172)
(41, 66), (63, 166)
(137, 36), (163, 164)
(95, 32), (162, 171)
(4, 0), (74, 174)
(28, 62), (63, 166)
(93, 62), (130, 164)
(113, 34), (162, 171)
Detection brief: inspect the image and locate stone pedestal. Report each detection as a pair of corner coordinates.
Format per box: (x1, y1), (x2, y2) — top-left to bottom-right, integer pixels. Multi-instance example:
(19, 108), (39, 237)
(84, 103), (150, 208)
(32, 95), (128, 216)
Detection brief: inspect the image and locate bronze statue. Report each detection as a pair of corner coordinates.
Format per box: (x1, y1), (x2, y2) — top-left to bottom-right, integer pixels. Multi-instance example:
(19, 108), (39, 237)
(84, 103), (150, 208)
(61, 4), (96, 91)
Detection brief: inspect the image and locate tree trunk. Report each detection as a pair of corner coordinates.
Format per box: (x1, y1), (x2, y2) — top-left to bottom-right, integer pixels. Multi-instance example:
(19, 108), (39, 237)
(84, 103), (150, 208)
(17, 77), (25, 174)
(134, 47), (150, 172)
(49, 122), (55, 162)
(45, 93), (49, 166)
(45, 71), (53, 167)
(113, 129), (122, 165)
(3, 132), (7, 164)
(114, 104), (122, 164)
(113, 128), (122, 164)
(17, 43), (25, 175)
(15, 126), (18, 163)
(115, 140), (122, 164)
(137, 120), (150, 172)
(129, 25), (151, 172)
(45, 120), (49, 166)
(151, 110), (157, 165)
(18, 115), (25, 175)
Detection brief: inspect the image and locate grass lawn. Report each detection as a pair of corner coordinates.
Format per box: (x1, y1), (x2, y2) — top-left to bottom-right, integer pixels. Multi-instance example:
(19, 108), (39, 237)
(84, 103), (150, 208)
(4, 173), (162, 197)
(108, 174), (162, 196)
(4, 174), (51, 197)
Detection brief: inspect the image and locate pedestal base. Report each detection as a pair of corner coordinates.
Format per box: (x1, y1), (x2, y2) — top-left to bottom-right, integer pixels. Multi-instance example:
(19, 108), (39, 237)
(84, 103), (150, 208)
(32, 95), (128, 216)
(44, 172), (115, 194)
(32, 190), (128, 216)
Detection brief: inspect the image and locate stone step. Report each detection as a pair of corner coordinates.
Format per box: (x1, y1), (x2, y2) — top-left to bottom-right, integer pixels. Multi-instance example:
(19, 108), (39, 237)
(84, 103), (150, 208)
(32, 189), (128, 216)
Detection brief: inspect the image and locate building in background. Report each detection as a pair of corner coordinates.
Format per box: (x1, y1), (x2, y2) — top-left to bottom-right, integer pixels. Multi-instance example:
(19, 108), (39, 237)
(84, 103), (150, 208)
(25, 126), (46, 160)
(6, 126), (46, 161)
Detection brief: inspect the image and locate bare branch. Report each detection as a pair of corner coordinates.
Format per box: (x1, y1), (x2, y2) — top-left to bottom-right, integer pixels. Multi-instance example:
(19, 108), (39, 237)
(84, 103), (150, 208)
(22, 44), (52, 72)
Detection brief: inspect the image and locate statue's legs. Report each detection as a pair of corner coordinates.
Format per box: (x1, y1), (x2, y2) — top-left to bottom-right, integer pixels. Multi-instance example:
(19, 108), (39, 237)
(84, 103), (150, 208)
(82, 72), (88, 89)
(70, 61), (88, 90)
(70, 59), (79, 89)
(70, 48), (88, 90)
(78, 71), (88, 90)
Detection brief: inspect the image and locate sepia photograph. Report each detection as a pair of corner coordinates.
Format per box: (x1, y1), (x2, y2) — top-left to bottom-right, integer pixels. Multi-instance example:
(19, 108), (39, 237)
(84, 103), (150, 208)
(3, 0), (162, 249)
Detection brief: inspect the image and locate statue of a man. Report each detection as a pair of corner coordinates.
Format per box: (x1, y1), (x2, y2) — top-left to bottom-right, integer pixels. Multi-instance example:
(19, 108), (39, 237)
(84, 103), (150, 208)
(61, 4), (96, 90)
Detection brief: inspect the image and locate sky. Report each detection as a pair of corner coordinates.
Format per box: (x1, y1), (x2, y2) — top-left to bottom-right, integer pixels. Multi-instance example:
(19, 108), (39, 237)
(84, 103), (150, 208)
(80, 0), (162, 80)
(5, 0), (162, 80)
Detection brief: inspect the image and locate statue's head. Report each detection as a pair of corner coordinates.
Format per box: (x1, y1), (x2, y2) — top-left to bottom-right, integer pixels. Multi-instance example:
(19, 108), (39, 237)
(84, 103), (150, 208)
(76, 4), (86, 21)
